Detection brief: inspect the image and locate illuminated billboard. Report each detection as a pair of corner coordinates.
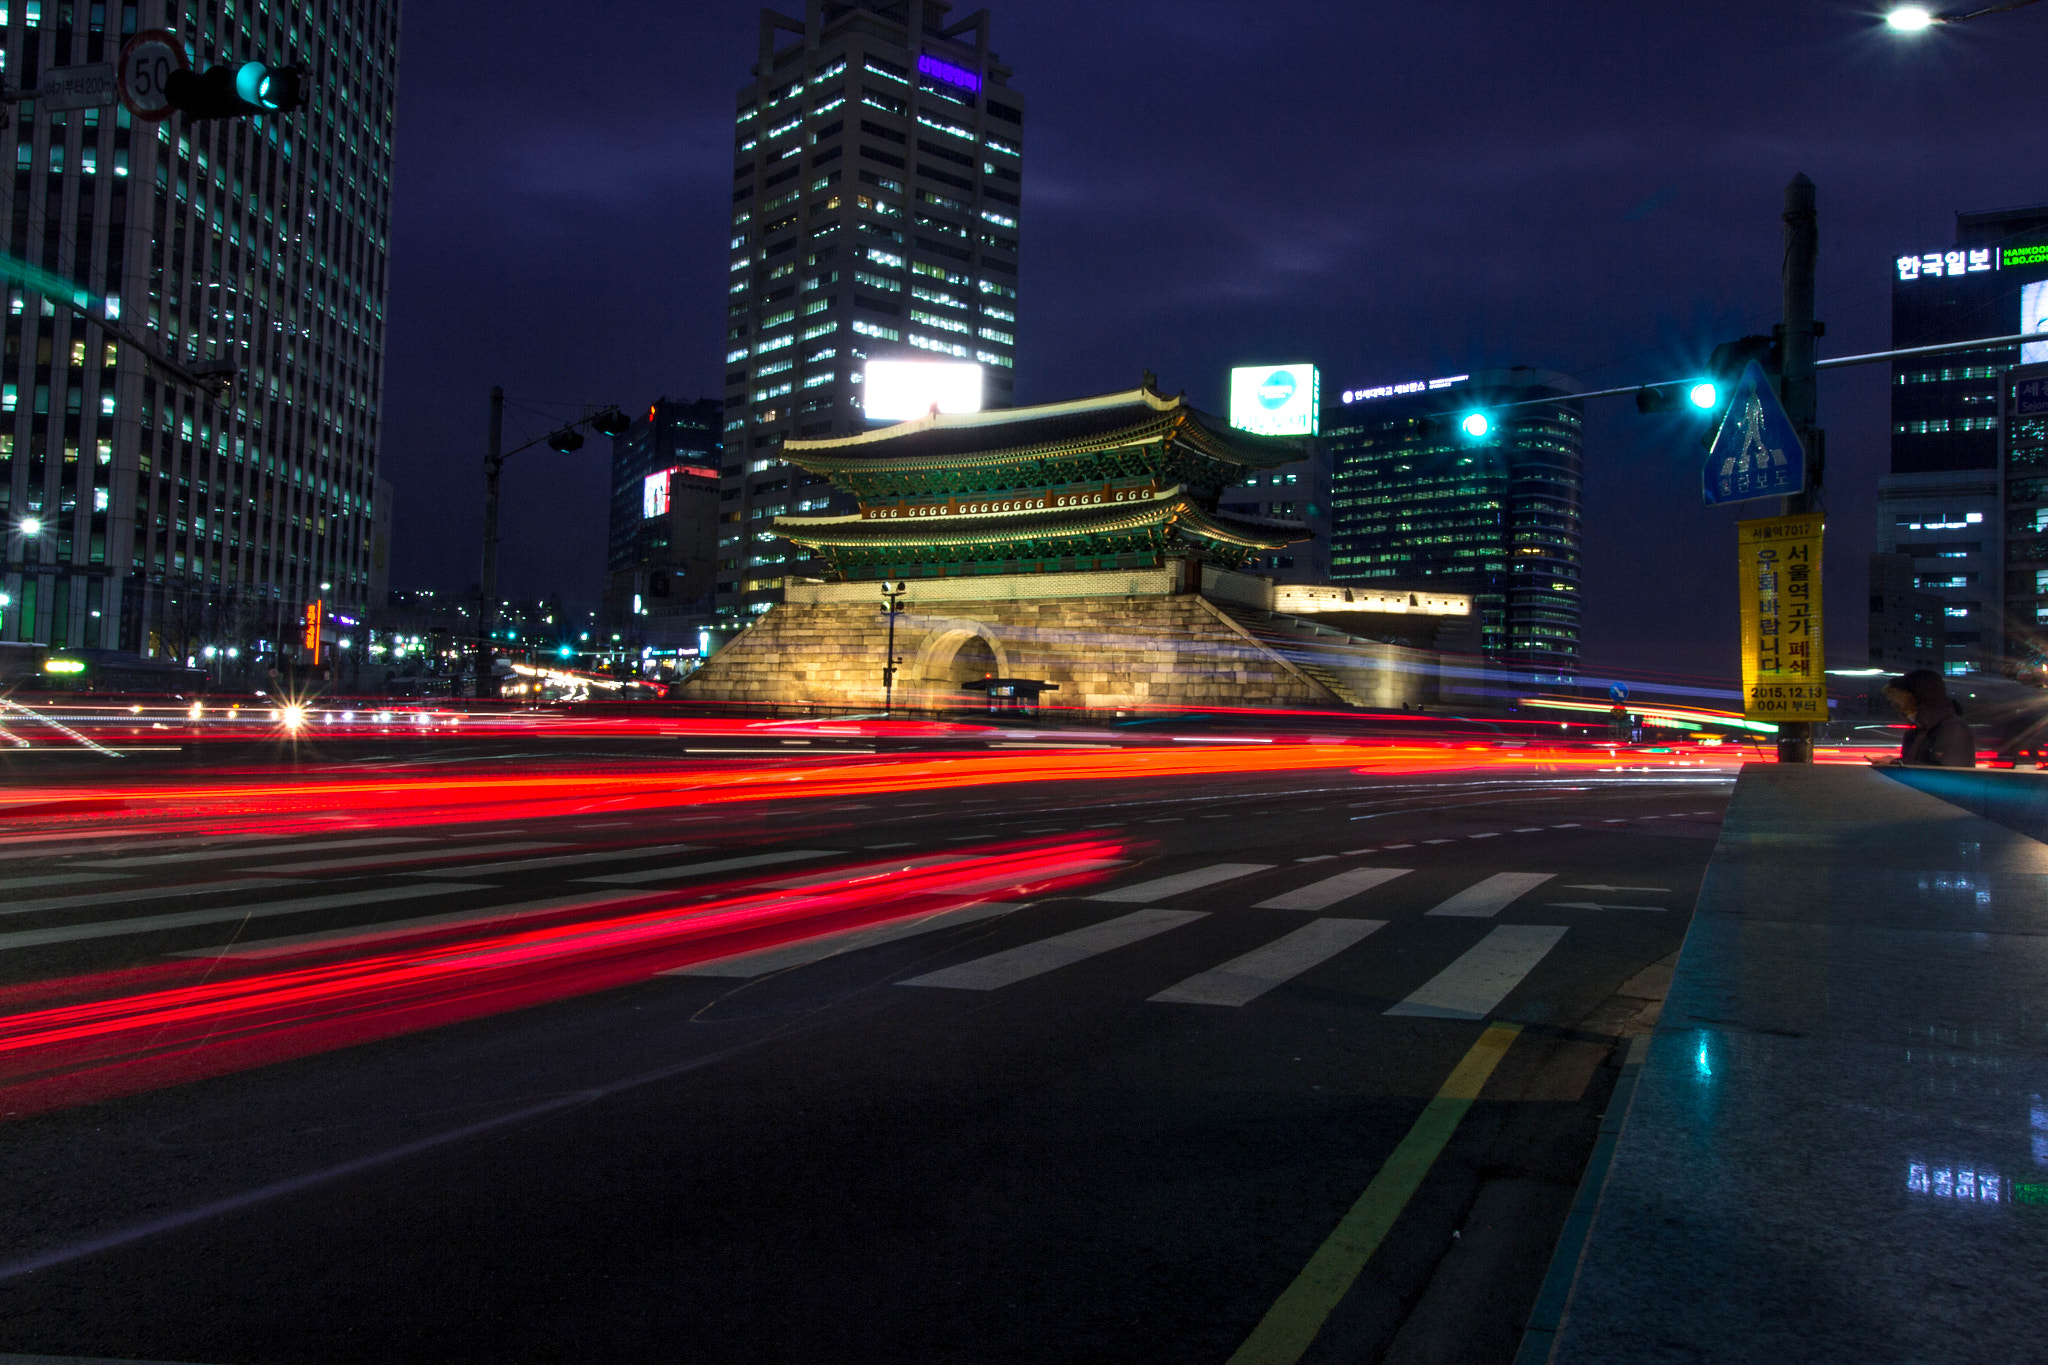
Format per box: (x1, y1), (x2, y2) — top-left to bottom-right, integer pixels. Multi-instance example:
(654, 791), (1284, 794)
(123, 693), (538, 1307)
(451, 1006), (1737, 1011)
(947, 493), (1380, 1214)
(1229, 364), (1319, 436)
(863, 359), (984, 421)
(643, 470), (670, 519)
(2024, 280), (2048, 365)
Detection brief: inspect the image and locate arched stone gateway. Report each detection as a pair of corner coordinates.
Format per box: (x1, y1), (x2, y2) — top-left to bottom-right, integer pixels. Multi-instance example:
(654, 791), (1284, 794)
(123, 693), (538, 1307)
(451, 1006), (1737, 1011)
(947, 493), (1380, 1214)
(907, 618), (1009, 699)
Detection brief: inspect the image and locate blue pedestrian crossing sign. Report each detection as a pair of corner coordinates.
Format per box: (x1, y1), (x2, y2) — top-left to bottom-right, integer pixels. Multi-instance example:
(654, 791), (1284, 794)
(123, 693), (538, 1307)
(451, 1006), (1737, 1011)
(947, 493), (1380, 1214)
(1704, 361), (1805, 506)
(1609, 682), (1629, 702)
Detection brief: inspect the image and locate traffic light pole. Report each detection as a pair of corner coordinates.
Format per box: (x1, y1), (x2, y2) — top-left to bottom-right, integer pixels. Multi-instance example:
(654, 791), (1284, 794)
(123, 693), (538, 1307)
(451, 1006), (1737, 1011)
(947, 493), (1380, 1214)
(1777, 173), (1821, 764)
(475, 385), (505, 700)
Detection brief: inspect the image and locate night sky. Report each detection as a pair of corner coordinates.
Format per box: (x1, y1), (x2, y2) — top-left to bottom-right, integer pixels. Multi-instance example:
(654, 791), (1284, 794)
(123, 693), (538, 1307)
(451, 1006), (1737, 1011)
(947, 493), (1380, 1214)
(375, 1), (2044, 680)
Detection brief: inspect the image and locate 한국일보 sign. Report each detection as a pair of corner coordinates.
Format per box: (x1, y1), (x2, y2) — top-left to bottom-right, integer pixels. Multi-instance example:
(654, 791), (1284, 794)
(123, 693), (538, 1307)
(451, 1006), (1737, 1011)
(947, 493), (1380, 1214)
(1737, 513), (1827, 723)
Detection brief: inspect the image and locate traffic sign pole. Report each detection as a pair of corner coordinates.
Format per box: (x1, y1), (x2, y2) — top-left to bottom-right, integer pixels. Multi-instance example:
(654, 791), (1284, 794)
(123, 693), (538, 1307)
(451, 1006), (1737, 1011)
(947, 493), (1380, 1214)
(1776, 173), (1821, 763)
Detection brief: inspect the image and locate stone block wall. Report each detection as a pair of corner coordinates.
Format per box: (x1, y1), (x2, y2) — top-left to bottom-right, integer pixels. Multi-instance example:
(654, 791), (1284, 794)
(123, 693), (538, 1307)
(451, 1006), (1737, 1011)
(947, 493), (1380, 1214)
(679, 592), (1343, 715)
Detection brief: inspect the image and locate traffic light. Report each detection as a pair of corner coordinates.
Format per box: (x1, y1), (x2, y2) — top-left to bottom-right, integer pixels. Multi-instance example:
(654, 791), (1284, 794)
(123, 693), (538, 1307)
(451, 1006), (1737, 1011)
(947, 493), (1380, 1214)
(163, 61), (309, 119)
(1419, 410), (1496, 442)
(1635, 380), (1723, 414)
(546, 427), (585, 454)
(1458, 410), (1492, 439)
(590, 408), (632, 438)
(1694, 334), (1781, 447)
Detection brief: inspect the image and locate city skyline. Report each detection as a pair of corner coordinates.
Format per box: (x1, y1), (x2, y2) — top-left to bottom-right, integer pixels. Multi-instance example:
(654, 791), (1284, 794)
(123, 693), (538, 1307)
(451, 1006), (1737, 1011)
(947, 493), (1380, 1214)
(375, 0), (2048, 678)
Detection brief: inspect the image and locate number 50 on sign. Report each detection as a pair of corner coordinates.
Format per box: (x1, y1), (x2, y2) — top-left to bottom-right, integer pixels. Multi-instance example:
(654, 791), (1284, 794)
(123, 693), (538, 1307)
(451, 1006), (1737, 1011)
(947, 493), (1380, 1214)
(1738, 514), (1827, 723)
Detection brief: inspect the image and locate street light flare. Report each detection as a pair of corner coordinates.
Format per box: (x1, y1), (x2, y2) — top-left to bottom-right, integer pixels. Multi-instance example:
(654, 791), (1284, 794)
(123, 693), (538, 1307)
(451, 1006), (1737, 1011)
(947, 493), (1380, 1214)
(1885, 5), (1937, 30)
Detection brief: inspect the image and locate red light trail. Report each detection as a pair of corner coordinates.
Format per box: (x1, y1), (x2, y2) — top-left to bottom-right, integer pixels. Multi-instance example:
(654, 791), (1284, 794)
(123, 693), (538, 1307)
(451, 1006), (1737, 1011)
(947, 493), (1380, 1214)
(0, 838), (1127, 1121)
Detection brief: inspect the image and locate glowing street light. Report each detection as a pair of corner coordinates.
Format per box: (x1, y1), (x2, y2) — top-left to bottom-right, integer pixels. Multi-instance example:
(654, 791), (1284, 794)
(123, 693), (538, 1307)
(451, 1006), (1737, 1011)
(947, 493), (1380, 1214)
(1460, 411), (1492, 439)
(1885, 1), (2046, 29)
(18, 515), (41, 536)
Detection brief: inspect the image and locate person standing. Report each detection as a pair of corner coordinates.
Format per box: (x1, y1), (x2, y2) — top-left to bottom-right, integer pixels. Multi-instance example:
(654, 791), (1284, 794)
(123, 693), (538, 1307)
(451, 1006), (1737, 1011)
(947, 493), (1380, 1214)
(1883, 669), (1976, 767)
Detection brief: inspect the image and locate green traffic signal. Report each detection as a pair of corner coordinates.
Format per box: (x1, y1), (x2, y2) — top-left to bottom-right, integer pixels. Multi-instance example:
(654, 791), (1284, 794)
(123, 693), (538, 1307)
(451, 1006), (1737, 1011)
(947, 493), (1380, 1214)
(1459, 411), (1492, 439)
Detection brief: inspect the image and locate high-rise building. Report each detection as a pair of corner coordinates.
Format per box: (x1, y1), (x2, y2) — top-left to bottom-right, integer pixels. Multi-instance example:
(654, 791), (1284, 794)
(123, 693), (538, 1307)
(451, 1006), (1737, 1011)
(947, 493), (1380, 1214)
(1867, 551), (1944, 674)
(603, 396), (722, 645)
(2000, 361), (2048, 670)
(720, 0), (1023, 621)
(0, 0), (398, 661)
(1216, 444), (1332, 584)
(1876, 205), (2048, 674)
(1324, 367), (1583, 674)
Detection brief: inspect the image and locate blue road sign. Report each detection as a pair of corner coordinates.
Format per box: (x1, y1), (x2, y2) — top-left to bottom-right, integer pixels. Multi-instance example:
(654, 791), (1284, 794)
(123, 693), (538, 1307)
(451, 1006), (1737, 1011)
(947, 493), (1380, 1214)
(1609, 682), (1629, 702)
(1704, 361), (1805, 506)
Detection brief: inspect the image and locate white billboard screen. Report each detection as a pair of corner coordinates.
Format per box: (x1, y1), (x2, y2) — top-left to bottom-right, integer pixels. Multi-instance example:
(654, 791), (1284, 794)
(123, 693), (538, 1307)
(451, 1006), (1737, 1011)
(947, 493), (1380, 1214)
(1230, 364), (1320, 436)
(863, 359), (984, 421)
(2024, 280), (2048, 365)
(642, 470), (671, 519)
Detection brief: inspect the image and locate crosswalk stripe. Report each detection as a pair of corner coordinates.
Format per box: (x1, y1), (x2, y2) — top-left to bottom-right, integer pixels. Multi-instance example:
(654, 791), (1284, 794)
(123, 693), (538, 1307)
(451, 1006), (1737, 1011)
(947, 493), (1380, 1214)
(180, 890), (659, 960)
(246, 841), (568, 874)
(79, 836), (435, 868)
(0, 883), (494, 953)
(1384, 924), (1567, 1019)
(759, 853), (985, 889)
(1087, 863), (1271, 903)
(580, 849), (835, 885)
(899, 907), (1206, 991)
(1255, 867), (1411, 912)
(1424, 871), (1553, 918)
(0, 877), (305, 918)
(664, 899), (1025, 978)
(1150, 918), (1386, 1007)
(407, 842), (708, 877)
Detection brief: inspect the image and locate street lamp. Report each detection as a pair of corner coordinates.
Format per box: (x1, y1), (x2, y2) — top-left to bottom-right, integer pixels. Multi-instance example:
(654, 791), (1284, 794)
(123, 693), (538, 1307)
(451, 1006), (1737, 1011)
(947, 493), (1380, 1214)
(18, 515), (41, 536)
(880, 580), (908, 718)
(1885, 0), (2044, 28)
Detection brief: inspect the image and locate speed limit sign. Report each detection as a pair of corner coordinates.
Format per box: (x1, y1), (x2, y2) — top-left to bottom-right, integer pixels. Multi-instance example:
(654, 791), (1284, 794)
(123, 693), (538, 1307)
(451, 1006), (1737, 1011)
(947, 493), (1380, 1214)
(116, 28), (188, 122)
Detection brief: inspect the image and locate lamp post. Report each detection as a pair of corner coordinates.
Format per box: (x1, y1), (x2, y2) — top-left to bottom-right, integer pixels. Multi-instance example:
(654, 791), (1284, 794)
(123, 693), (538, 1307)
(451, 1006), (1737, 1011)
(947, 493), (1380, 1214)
(880, 579), (907, 717)
(1885, 1), (2044, 28)
(472, 387), (630, 699)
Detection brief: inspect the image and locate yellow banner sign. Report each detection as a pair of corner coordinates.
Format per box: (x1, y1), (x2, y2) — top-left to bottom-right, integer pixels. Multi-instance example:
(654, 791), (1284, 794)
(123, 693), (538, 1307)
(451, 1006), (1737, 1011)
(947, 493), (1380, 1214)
(1737, 514), (1826, 722)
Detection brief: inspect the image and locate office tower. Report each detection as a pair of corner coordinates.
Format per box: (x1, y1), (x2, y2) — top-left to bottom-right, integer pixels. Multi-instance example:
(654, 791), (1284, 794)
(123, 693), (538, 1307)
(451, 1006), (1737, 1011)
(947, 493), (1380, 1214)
(0, 0), (398, 659)
(1324, 367), (1583, 674)
(1877, 204), (2048, 674)
(1216, 443), (1332, 584)
(603, 396), (722, 646)
(2001, 361), (2048, 671)
(1867, 552), (1944, 674)
(721, 0), (1023, 621)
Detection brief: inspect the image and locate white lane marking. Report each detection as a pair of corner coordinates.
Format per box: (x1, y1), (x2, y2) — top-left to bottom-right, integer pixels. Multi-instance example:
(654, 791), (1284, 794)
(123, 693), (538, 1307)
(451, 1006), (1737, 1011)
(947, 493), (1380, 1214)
(1385, 924), (1569, 1019)
(761, 854), (987, 888)
(1514, 828), (1545, 833)
(247, 841), (568, 874)
(899, 908), (1207, 991)
(0, 884), (492, 952)
(1552, 823), (1579, 828)
(1564, 884), (1670, 892)
(1087, 863), (1271, 903)
(1296, 855), (1337, 863)
(1255, 866), (1411, 912)
(180, 890), (657, 959)
(1150, 918), (1386, 1007)
(664, 899), (1026, 978)
(0, 877), (306, 918)
(407, 843), (708, 877)
(1423, 839), (1455, 845)
(1468, 832), (1500, 839)
(0, 831), (281, 856)
(1425, 872), (1554, 918)
(0, 871), (137, 892)
(581, 849), (835, 885)
(1545, 902), (1667, 912)
(79, 836), (434, 868)
(865, 842), (917, 849)
(1383, 843), (1415, 849)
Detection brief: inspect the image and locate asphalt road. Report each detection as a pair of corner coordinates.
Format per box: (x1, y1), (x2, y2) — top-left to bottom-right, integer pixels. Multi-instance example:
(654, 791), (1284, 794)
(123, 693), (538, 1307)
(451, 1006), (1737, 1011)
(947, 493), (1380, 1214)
(0, 741), (1733, 1364)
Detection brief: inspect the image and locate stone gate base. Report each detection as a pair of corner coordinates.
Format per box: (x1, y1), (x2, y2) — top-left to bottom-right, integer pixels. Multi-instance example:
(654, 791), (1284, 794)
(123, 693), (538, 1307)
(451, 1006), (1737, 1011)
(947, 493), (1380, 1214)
(680, 568), (1453, 716)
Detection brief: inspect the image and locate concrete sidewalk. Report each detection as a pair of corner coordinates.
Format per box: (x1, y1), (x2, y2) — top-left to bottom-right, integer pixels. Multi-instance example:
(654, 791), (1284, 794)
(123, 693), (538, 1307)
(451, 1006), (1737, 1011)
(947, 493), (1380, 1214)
(1542, 763), (2048, 1364)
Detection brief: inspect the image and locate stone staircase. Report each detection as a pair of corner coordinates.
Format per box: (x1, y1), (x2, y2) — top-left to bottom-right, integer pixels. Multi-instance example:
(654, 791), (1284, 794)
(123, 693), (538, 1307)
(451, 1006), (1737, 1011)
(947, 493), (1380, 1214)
(1208, 602), (1438, 709)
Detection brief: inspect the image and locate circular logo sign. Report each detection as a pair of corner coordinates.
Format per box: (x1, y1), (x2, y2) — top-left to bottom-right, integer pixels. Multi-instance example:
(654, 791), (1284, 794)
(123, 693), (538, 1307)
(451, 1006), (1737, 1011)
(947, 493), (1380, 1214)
(1256, 370), (1297, 410)
(117, 28), (189, 123)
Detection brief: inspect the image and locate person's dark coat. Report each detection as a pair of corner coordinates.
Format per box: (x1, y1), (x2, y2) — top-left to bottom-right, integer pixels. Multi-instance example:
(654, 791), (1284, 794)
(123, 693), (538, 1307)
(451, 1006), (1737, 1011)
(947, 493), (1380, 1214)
(1894, 669), (1976, 767)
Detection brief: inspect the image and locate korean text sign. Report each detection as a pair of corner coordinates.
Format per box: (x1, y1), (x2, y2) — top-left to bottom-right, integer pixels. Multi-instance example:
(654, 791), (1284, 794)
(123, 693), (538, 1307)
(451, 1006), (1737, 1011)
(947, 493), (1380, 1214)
(1738, 515), (1826, 723)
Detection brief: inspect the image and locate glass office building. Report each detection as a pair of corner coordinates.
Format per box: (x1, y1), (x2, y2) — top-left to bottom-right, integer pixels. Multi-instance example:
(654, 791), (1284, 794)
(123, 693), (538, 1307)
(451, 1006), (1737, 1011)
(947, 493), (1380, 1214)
(0, 0), (398, 661)
(720, 0), (1023, 621)
(1325, 367), (1583, 674)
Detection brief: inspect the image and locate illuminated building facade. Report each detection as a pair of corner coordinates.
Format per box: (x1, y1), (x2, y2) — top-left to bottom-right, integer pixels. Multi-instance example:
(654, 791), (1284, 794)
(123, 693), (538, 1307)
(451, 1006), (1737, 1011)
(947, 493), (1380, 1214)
(0, 0), (398, 661)
(603, 397), (722, 641)
(720, 0), (1024, 621)
(1325, 368), (1582, 674)
(1878, 205), (2048, 674)
(2001, 361), (2048, 670)
(772, 385), (1303, 580)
